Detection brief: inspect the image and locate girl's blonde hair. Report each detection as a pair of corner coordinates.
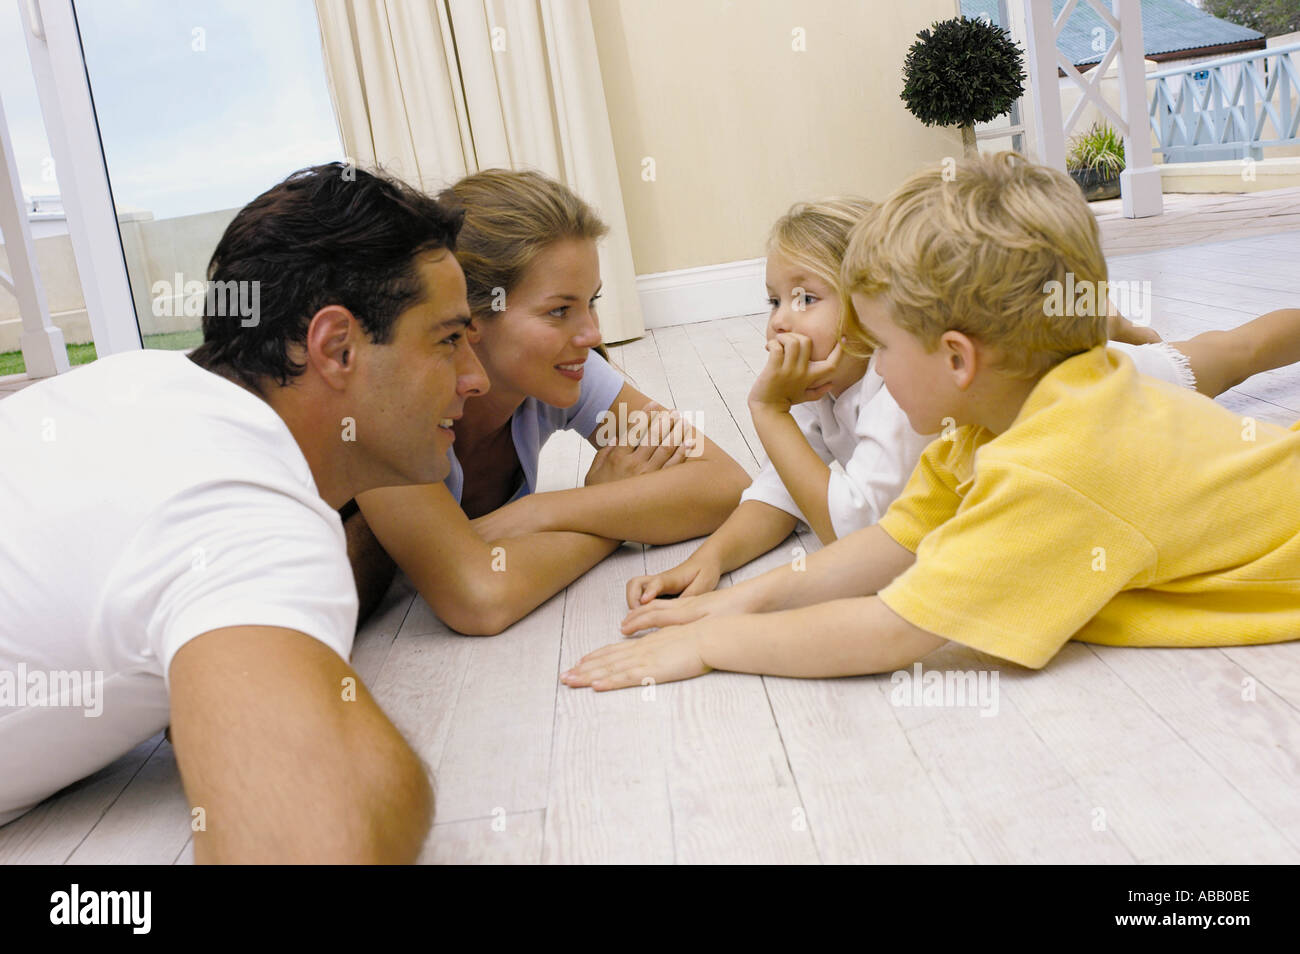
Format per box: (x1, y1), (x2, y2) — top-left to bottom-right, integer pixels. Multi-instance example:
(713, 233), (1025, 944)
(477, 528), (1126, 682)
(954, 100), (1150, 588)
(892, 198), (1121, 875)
(841, 151), (1108, 378)
(442, 168), (609, 321)
(768, 196), (876, 300)
(768, 197), (876, 343)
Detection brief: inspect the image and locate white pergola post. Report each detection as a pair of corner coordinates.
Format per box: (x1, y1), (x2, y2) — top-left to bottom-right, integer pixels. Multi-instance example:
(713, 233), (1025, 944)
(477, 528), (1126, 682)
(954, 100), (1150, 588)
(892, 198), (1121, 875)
(1021, 0), (1163, 218)
(1112, 0), (1162, 217)
(1023, 0), (1067, 170)
(0, 92), (68, 378)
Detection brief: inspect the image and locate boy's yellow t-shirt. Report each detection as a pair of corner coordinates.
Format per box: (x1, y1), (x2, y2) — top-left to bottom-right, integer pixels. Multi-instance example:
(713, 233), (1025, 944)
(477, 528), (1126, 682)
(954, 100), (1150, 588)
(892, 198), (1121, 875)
(876, 344), (1300, 669)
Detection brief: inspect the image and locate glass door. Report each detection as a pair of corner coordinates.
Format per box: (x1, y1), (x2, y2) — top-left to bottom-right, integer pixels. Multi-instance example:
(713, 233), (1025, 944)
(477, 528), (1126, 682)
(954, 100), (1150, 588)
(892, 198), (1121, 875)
(17, 0), (344, 362)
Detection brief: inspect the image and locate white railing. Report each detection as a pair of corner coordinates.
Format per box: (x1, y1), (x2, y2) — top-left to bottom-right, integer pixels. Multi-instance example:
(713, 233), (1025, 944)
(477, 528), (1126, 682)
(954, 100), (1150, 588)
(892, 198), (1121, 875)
(1148, 42), (1300, 162)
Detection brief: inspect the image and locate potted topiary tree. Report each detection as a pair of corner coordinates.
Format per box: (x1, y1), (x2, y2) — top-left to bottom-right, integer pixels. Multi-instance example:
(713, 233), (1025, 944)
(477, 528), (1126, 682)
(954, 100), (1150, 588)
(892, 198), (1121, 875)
(1067, 122), (1126, 201)
(901, 15), (1026, 157)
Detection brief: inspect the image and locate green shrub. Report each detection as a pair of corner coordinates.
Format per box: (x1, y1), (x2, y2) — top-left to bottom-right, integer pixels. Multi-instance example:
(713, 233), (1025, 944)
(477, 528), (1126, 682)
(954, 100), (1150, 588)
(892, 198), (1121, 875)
(1067, 122), (1126, 177)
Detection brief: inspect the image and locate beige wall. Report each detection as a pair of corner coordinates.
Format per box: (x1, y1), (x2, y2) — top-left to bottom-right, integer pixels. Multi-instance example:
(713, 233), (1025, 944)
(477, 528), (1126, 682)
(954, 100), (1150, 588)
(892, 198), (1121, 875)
(590, 0), (962, 275)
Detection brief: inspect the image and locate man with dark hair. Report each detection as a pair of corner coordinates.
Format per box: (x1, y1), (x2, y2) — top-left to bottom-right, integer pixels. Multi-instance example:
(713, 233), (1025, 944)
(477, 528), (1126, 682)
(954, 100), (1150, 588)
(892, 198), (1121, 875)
(0, 163), (488, 862)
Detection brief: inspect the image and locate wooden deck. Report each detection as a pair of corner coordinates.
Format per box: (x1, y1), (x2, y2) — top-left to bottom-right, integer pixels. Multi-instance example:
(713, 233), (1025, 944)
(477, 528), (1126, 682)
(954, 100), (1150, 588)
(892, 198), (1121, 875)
(2, 226), (1298, 864)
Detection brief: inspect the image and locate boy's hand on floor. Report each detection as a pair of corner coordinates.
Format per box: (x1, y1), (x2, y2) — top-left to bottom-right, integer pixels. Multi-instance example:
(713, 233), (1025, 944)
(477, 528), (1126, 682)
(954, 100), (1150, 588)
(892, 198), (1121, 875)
(748, 333), (841, 411)
(626, 557), (721, 608)
(561, 622), (712, 691)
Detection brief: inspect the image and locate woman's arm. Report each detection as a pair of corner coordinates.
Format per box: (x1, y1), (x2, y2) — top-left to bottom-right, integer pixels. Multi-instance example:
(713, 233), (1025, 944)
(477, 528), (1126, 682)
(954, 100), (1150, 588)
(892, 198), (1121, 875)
(472, 382), (752, 544)
(355, 482), (620, 636)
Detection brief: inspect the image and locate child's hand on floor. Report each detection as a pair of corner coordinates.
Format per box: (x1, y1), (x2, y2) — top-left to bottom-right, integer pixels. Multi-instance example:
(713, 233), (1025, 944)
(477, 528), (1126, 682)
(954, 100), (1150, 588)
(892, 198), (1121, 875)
(626, 556), (722, 608)
(621, 584), (753, 635)
(749, 333), (842, 411)
(1107, 302), (1162, 346)
(561, 621), (712, 691)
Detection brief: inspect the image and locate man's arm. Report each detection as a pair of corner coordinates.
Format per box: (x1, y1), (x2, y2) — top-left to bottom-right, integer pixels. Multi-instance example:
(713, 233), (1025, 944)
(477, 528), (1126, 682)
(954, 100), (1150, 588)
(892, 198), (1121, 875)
(168, 625), (432, 863)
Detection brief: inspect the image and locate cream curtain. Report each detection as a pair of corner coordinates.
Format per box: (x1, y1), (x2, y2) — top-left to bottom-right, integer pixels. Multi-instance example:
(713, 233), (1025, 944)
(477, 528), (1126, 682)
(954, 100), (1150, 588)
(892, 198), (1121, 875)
(313, 0), (644, 342)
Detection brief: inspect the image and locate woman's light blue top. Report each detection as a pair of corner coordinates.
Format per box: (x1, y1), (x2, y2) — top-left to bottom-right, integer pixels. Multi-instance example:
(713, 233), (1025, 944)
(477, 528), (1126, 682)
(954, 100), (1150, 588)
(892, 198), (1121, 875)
(444, 349), (626, 505)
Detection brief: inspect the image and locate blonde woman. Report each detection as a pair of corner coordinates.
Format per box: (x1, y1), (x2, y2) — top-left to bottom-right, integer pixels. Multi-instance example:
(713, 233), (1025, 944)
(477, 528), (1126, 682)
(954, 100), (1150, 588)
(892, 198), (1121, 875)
(346, 169), (750, 635)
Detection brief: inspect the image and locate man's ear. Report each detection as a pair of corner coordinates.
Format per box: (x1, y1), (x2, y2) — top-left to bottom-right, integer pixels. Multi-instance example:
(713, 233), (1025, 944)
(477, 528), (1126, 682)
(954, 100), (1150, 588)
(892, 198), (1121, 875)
(304, 306), (360, 389)
(940, 329), (979, 391)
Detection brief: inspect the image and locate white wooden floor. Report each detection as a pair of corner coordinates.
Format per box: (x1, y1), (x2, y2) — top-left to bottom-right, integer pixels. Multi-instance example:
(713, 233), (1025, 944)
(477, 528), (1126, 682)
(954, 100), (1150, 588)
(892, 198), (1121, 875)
(3, 229), (1299, 864)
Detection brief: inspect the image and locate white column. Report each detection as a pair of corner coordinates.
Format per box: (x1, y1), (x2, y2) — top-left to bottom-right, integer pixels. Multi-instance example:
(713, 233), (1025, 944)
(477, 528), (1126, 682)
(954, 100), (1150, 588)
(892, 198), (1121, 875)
(1023, 0), (1066, 169)
(0, 93), (68, 378)
(1113, 0), (1163, 217)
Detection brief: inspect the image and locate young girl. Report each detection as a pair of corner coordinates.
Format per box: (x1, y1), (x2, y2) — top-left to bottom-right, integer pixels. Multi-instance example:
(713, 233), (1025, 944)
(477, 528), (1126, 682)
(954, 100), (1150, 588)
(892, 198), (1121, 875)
(624, 198), (935, 605)
(622, 195), (1300, 627)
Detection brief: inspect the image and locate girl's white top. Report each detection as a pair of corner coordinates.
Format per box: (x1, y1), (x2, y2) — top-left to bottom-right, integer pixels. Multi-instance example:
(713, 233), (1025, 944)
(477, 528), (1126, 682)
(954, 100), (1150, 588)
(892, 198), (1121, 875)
(739, 355), (936, 538)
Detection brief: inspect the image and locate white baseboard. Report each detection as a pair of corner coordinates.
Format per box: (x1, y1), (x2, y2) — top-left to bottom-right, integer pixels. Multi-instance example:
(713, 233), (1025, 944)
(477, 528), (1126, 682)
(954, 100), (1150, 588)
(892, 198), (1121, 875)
(635, 258), (766, 330)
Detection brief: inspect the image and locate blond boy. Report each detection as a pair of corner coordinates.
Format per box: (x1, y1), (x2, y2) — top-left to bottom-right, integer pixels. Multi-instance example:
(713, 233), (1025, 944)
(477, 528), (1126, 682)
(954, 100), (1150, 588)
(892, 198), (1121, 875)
(562, 152), (1300, 690)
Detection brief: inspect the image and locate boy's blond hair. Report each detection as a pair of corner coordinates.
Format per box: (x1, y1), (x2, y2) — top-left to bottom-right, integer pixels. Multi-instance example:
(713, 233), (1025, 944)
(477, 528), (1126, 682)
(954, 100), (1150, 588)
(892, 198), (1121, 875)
(768, 197), (876, 334)
(841, 152), (1109, 379)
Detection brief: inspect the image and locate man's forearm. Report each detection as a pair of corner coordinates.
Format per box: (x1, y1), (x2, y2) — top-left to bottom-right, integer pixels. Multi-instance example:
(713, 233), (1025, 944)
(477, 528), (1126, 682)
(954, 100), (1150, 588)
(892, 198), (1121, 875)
(697, 596), (945, 678)
(749, 404), (835, 543)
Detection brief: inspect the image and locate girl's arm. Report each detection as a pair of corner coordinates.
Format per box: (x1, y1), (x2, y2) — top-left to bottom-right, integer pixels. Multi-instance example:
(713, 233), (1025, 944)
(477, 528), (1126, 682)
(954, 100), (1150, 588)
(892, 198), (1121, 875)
(626, 500), (800, 606)
(563, 595), (946, 691)
(470, 381), (752, 544)
(355, 482), (620, 637)
(1170, 308), (1300, 398)
(620, 523), (916, 634)
(747, 406), (835, 543)
(746, 332), (844, 544)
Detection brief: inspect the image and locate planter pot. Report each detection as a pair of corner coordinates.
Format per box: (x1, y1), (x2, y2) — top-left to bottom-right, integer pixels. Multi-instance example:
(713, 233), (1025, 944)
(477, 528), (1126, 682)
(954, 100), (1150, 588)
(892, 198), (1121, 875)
(1069, 168), (1122, 201)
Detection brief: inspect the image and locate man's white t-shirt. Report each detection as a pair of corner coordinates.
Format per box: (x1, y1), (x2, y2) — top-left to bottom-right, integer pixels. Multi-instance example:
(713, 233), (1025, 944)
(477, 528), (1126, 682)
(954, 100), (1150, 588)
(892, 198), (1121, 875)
(0, 350), (357, 825)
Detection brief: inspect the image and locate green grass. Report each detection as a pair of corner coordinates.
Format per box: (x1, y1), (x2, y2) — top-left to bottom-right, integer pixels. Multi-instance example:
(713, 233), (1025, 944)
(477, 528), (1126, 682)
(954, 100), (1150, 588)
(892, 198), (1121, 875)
(0, 329), (203, 377)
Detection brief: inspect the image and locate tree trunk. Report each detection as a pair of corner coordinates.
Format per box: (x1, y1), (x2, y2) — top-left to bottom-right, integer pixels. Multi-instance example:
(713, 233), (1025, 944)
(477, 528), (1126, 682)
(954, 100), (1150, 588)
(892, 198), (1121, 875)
(960, 123), (978, 157)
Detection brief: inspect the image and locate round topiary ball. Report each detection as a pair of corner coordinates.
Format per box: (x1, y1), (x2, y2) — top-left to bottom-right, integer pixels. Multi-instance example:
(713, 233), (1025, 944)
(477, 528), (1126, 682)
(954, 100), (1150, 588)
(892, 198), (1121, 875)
(901, 15), (1026, 130)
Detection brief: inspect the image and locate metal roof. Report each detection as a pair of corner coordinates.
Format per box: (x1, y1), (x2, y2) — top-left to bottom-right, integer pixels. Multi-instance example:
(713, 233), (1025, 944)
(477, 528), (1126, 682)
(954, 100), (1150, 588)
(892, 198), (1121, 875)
(958, 0), (1265, 66)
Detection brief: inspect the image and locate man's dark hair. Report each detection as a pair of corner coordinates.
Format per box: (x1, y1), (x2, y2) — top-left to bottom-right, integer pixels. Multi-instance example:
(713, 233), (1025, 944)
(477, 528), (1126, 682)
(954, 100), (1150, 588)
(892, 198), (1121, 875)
(189, 162), (463, 393)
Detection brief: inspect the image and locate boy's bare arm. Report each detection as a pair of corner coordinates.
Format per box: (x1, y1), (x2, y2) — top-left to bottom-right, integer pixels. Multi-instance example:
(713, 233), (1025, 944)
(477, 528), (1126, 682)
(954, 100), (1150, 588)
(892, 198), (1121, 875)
(565, 594), (945, 691)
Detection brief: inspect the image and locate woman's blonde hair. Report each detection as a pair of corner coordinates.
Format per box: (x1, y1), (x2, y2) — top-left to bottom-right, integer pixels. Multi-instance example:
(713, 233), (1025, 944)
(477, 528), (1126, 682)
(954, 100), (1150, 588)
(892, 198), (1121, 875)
(768, 197), (876, 336)
(841, 151), (1109, 378)
(442, 168), (609, 321)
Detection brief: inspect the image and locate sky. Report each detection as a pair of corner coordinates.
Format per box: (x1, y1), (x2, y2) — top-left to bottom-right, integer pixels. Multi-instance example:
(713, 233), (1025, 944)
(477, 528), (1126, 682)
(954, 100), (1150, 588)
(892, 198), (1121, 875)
(1, 0), (343, 220)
